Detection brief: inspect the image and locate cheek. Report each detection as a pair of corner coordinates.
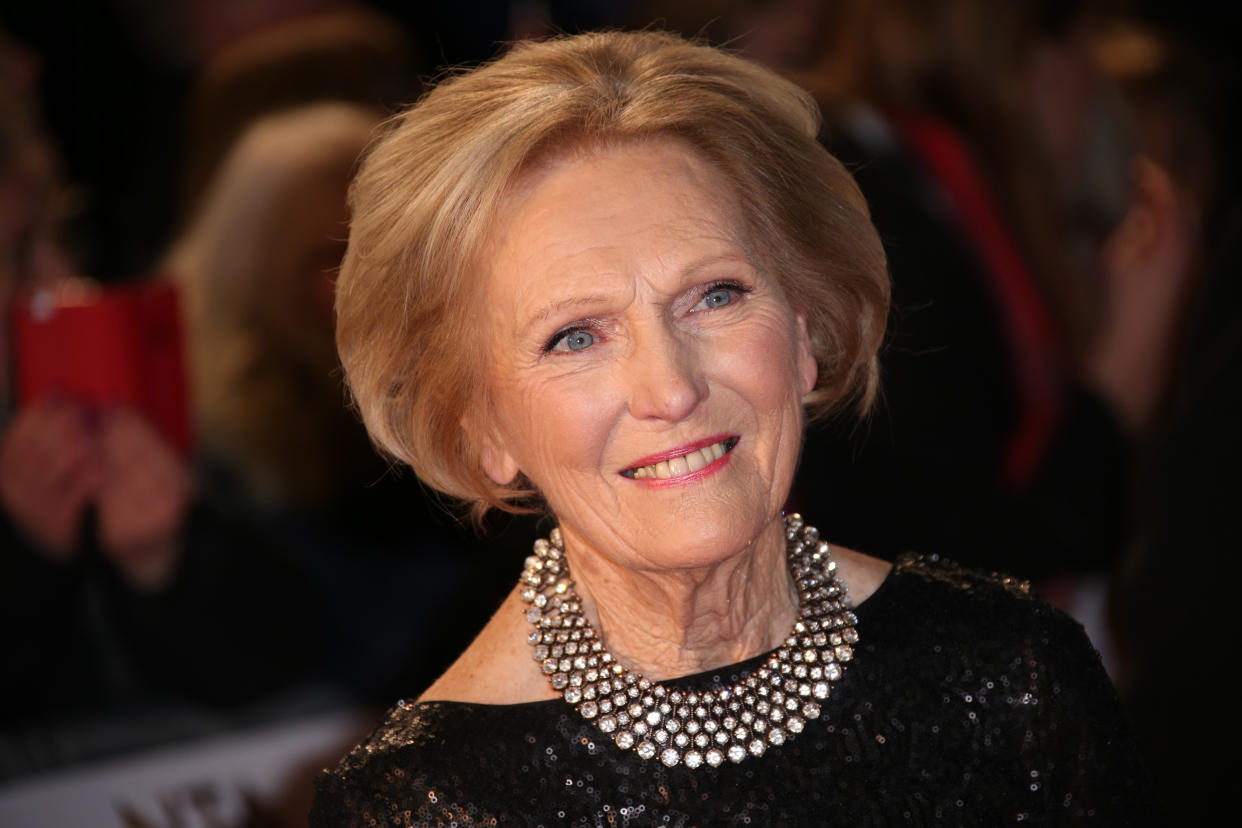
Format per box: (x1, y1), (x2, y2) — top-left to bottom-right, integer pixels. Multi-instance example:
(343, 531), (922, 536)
(497, 373), (618, 486)
(717, 318), (806, 413)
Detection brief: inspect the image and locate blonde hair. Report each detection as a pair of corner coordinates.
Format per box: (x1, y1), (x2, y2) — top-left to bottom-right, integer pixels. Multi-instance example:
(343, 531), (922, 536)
(337, 30), (889, 518)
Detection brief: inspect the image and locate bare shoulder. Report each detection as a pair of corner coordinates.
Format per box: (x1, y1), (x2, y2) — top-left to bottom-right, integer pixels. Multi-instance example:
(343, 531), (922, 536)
(418, 586), (560, 705)
(831, 546), (892, 606)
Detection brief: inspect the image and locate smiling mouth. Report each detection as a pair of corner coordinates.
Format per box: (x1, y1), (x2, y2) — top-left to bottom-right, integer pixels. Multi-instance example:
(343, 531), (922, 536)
(620, 436), (739, 480)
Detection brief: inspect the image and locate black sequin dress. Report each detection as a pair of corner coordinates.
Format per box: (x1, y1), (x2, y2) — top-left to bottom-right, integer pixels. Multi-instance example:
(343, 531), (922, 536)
(311, 554), (1152, 826)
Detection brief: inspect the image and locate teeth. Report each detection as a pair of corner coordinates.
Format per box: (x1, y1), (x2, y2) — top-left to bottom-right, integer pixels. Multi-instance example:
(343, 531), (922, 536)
(628, 439), (733, 480)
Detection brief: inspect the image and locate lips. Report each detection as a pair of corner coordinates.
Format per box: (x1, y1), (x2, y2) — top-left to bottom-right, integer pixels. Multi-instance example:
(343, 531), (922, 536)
(620, 436), (739, 480)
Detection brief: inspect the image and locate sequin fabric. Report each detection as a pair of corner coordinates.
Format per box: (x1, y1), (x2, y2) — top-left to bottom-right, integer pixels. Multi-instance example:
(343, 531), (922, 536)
(310, 554), (1152, 826)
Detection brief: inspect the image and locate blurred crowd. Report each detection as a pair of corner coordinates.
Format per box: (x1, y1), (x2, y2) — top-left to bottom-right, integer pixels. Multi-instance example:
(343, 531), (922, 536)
(1, 0), (1237, 823)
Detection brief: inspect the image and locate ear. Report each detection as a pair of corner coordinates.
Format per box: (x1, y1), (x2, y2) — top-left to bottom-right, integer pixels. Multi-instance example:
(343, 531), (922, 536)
(794, 311), (818, 396)
(462, 413), (521, 486)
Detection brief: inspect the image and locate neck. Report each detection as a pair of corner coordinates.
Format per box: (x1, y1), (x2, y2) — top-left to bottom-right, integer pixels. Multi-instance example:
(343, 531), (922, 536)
(560, 516), (797, 681)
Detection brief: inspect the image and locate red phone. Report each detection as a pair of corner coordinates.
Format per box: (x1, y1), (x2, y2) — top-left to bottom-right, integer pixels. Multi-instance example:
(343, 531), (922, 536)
(10, 279), (193, 456)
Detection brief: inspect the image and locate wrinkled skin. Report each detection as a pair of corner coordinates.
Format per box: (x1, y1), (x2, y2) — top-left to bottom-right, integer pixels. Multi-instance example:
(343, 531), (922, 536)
(475, 140), (817, 675)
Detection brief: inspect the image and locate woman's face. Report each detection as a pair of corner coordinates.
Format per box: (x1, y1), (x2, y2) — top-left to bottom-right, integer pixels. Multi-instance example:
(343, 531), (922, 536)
(478, 139), (817, 573)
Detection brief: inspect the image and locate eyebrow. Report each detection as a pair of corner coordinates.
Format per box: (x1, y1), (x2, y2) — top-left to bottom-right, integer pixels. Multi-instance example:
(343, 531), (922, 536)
(681, 251), (753, 277)
(528, 251), (754, 323)
(532, 293), (614, 323)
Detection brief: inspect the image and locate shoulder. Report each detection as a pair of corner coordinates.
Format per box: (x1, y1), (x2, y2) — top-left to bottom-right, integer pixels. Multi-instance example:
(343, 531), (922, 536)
(310, 697), (575, 826)
(886, 551), (1037, 605)
(878, 551), (1042, 619)
(309, 702), (432, 827)
(853, 555), (1153, 819)
(316, 701), (448, 785)
(864, 552), (1108, 686)
(863, 553), (1134, 748)
(309, 701), (497, 826)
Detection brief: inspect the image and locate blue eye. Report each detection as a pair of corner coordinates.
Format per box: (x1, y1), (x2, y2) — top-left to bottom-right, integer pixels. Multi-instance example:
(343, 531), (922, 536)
(702, 288), (734, 309)
(565, 330), (595, 351)
(695, 282), (749, 311)
(548, 328), (596, 352)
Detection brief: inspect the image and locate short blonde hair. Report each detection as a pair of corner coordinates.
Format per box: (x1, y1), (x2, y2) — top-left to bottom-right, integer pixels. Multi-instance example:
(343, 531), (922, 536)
(337, 30), (889, 518)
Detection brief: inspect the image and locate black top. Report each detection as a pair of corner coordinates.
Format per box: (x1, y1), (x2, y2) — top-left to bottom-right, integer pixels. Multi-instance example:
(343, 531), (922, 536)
(310, 554), (1151, 826)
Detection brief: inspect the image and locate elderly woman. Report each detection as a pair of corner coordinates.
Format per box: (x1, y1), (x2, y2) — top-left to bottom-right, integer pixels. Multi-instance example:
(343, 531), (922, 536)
(311, 31), (1148, 826)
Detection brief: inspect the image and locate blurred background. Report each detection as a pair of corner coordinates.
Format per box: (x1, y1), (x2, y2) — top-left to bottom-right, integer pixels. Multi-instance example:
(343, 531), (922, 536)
(1, 0), (1237, 824)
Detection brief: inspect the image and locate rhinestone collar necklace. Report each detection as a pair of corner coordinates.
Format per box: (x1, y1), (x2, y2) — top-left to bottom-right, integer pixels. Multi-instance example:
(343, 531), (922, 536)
(519, 513), (859, 769)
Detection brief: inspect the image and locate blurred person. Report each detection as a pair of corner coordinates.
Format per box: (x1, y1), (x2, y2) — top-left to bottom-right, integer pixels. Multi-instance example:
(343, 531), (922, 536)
(167, 102), (381, 510)
(2, 27), (189, 663)
(1089, 14), (1235, 430)
(164, 1), (514, 710)
(163, 5), (417, 516)
(806, 0), (1145, 580)
(163, 4), (416, 515)
(2, 1), (416, 285)
(166, 101), (515, 706)
(178, 6), (417, 213)
(1096, 17), (1241, 823)
(0, 4), (428, 781)
(1, 31), (315, 767)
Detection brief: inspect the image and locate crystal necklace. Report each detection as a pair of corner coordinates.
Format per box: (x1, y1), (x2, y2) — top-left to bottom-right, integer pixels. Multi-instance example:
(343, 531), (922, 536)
(519, 513), (859, 769)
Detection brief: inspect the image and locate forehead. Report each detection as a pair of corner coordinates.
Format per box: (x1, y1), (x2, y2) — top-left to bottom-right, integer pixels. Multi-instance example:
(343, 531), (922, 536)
(483, 139), (751, 300)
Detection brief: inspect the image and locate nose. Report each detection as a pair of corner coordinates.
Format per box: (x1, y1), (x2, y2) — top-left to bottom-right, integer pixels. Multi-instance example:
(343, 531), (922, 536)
(623, 322), (708, 422)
